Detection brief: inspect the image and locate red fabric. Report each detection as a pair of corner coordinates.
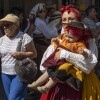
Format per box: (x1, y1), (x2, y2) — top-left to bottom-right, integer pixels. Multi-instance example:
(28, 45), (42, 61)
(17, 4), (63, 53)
(40, 82), (82, 100)
(65, 26), (90, 47)
(60, 5), (81, 21)
(42, 46), (67, 68)
(65, 26), (84, 39)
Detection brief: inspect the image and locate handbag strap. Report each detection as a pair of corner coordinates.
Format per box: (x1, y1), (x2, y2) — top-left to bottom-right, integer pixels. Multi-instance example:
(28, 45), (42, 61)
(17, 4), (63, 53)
(16, 35), (24, 52)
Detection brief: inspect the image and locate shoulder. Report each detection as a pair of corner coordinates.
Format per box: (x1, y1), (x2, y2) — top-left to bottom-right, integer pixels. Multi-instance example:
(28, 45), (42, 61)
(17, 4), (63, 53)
(83, 17), (89, 21)
(83, 17), (90, 23)
(23, 33), (33, 43)
(88, 38), (97, 50)
(88, 38), (95, 44)
(0, 35), (6, 41)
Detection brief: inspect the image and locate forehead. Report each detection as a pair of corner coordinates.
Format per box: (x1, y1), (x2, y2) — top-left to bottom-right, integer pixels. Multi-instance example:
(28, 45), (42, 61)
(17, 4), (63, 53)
(62, 11), (76, 18)
(91, 8), (96, 12)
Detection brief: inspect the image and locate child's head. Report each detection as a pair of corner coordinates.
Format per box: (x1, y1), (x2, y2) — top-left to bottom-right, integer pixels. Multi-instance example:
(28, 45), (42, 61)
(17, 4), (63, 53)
(64, 26), (84, 42)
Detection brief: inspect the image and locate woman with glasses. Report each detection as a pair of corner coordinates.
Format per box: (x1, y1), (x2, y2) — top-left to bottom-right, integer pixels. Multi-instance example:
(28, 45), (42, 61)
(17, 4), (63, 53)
(0, 14), (37, 100)
(30, 3), (60, 70)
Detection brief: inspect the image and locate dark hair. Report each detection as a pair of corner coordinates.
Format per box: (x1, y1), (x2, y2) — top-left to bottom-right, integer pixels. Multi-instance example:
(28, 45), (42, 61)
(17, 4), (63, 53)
(10, 7), (24, 16)
(85, 5), (96, 16)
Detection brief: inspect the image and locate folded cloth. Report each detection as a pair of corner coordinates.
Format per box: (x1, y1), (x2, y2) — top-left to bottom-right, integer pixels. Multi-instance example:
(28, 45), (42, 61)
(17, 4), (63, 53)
(42, 47), (66, 68)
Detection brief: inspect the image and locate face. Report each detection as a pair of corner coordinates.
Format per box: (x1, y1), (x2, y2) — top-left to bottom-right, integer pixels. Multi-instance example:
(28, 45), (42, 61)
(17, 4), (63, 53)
(65, 31), (78, 42)
(62, 11), (78, 29)
(3, 22), (18, 38)
(38, 9), (47, 19)
(90, 8), (97, 19)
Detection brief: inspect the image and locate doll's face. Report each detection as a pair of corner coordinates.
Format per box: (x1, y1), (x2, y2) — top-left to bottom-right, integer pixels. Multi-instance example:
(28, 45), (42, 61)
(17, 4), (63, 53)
(65, 31), (78, 42)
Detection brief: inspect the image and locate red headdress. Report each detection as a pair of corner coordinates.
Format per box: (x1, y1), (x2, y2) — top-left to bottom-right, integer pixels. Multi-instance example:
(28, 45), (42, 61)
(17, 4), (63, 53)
(60, 4), (81, 21)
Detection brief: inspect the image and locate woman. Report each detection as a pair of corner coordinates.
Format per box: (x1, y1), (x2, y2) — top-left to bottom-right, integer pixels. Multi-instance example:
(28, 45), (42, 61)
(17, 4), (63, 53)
(40, 5), (100, 100)
(83, 5), (100, 38)
(30, 3), (59, 69)
(0, 14), (37, 100)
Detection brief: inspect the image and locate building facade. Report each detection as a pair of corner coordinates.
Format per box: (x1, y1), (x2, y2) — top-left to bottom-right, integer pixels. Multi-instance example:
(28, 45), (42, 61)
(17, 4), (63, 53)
(0, 0), (100, 18)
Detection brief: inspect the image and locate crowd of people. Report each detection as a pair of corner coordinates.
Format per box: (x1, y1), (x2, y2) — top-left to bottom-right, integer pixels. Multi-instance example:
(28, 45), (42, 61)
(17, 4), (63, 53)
(0, 2), (100, 100)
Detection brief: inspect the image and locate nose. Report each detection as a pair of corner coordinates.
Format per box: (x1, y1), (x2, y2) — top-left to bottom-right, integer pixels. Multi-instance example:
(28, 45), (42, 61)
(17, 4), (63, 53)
(65, 18), (69, 23)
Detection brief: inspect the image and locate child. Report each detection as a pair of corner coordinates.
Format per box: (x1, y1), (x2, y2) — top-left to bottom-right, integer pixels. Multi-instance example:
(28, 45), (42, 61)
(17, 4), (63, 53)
(28, 23), (90, 93)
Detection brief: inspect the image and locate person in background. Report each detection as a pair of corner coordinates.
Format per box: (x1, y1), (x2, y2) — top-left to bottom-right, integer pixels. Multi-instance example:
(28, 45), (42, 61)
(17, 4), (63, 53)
(30, 3), (60, 70)
(83, 5), (100, 39)
(48, 11), (62, 33)
(10, 6), (36, 37)
(0, 14), (37, 100)
(10, 7), (26, 32)
(39, 5), (100, 100)
(83, 5), (100, 74)
(24, 9), (36, 37)
(45, 6), (55, 24)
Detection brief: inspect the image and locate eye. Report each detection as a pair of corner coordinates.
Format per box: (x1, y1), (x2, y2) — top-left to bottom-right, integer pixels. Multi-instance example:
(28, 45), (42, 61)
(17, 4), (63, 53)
(62, 18), (66, 22)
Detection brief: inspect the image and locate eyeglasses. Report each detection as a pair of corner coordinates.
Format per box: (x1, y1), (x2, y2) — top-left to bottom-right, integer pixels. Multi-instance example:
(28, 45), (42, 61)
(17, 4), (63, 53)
(3, 23), (13, 28)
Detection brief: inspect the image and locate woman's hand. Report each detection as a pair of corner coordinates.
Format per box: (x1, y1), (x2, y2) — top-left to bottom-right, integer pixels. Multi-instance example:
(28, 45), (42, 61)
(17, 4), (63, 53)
(10, 52), (22, 60)
(78, 48), (89, 58)
(54, 47), (62, 61)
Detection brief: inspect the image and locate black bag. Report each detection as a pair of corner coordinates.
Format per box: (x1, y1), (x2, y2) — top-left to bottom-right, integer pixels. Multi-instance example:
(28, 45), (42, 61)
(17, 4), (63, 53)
(15, 58), (37, 84)
(15, 34), (37, 84)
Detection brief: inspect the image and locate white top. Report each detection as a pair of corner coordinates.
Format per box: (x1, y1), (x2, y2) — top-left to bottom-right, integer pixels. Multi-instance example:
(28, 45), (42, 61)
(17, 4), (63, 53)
(40, 38), (98, 74)
(0, 31), (32, 75)
(33, 17), (58, 39)
(83, 17), (96, 29)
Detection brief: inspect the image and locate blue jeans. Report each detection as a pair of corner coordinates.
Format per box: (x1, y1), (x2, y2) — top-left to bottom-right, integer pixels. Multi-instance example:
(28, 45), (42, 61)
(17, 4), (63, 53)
(1, 73), (27, 100)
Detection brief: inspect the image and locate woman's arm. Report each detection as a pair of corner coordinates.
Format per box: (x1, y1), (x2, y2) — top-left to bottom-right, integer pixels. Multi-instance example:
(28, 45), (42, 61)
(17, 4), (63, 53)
(10, 41), (37, 60)
(21, 41), (37, 59)
(40, 45), (54, 73)
(40, 39), (98, 74)
(35, 18), (58, 39)
(55, 39), (98, 74)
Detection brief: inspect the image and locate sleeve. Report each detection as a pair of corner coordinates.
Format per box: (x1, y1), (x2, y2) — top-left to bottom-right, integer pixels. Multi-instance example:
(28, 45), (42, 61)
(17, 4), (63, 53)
(21, 33), (33, 51)
(83, 18), (96, 36)
(23, 33), (33, 45)
(37, 20), (58, 39)
(60, 38), (98, 74)
(83, 18), (96, 29)
(40, 44), (54, 73)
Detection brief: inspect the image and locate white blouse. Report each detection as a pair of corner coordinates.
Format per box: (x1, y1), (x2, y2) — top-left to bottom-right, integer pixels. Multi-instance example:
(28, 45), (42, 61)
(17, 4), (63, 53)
(40, 38), (98, 74)
(33, 17), (58, 39)
(0, 31), (32, 75)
